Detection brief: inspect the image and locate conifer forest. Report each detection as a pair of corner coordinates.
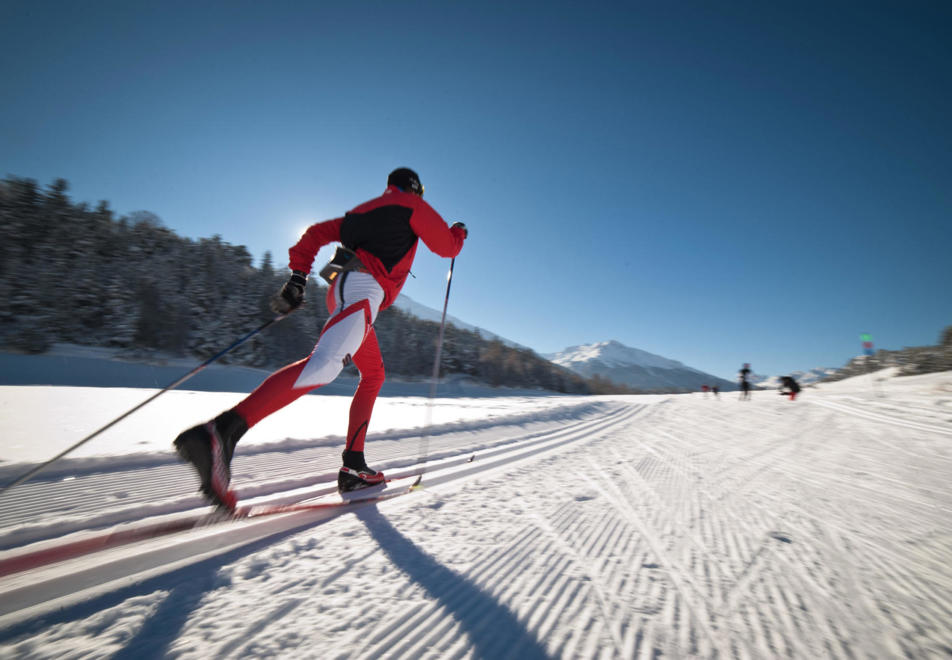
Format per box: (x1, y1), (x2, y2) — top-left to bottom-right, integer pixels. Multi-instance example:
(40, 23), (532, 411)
(0, 177), (627, 394)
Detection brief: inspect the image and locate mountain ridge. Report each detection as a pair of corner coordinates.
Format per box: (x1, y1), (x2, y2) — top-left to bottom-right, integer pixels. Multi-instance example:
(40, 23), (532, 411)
(392, 294), (529, 350)
(545, 340), (737, 392)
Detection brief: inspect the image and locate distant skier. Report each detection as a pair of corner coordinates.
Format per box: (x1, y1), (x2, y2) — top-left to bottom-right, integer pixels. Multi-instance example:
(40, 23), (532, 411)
(712, 385), (720, 398)
(701, 384), (710, 397)
(778, 376), (801, 401)
(173, 168), (467, 509)
(739, 363), (752, 400)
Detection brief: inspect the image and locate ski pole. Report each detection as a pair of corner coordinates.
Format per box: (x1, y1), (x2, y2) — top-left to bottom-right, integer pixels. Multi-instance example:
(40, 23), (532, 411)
(0, 313), (288, 497)
(418, 257), (456, 475)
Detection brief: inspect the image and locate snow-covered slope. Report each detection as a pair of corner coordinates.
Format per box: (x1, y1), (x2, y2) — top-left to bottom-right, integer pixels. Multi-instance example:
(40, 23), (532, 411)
(393, 293), (528, 349)
(546, 340), (736, 391)
(548, 339), (685, 371)
(1, 369), (950, 657)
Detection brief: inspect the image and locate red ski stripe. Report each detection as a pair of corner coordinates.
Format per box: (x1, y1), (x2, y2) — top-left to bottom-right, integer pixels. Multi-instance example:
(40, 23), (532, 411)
(245, 478), (419, 517)
(0, 514), (216, 579)
(0, 475), (422, 579)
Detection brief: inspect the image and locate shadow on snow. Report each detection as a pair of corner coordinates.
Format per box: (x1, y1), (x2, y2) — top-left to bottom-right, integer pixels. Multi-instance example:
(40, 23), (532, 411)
(0, 503), (549, 659)
(356, 506), (550, 659)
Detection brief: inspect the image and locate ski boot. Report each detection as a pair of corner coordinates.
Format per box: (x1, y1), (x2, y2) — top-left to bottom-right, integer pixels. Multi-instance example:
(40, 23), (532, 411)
(174, 409), (247, 510)
(338, 450), (386, 492)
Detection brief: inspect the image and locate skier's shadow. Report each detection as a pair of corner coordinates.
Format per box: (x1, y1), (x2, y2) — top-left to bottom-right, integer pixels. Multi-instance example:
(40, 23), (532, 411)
(0, 505), (549, 659)
(0, 516), (330, 659)
(355, 506), (549, 659)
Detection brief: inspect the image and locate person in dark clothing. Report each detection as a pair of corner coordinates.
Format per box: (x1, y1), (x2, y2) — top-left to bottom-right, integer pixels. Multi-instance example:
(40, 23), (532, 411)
(173, 168), (468, 509)
(739, 363), (752, 401)
(778, 376), (801, 401)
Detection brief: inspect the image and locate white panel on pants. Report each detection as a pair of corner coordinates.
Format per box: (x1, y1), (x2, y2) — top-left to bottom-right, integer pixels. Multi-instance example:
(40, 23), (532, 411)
(293, 272), (384, 389)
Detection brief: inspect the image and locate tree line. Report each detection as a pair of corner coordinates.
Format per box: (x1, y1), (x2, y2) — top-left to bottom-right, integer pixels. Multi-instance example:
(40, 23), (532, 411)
(0, 176), (638, 394)
(820, 325), (952, 383)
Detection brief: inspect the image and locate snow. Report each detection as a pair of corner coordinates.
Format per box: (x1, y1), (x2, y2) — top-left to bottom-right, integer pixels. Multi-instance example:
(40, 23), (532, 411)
(1, 367), (951, 658)
(392, 294), (529, 350)
(0, 387), (587, 464)
(546, 339), (685, 370)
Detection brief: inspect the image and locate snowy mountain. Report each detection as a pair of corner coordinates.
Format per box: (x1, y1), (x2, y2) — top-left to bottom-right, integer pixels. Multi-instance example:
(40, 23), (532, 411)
(545, 340), (737, 392)
(392, 294), (528, 350)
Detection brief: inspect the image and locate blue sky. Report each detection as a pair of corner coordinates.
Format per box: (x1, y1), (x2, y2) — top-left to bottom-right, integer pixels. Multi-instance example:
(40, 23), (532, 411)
(2, 1), (950, 380)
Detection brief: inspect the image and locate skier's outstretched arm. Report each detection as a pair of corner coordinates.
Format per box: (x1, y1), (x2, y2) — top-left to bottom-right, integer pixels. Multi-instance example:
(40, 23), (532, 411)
(410, 199), (466, 258)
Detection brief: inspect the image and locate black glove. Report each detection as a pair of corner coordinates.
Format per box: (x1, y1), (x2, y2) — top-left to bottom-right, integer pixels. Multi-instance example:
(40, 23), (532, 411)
(451, 221), (468, 239)
(271, 270), (307, 314)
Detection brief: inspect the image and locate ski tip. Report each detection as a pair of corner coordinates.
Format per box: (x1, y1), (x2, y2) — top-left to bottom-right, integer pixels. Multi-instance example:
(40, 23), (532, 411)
(410, 475), (423, 490)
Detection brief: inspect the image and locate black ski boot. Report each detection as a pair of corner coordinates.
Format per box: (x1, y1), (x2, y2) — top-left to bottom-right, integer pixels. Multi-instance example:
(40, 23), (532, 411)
(338, 450), (386, 492)
(174, 410), (247, 510)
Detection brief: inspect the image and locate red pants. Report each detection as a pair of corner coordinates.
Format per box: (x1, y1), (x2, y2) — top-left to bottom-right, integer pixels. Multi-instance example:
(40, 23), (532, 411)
(234, 275), (385, 453)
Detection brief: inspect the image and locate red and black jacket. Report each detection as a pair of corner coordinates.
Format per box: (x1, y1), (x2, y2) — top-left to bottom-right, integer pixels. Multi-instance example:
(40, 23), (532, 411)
(288, 185), (465, 310)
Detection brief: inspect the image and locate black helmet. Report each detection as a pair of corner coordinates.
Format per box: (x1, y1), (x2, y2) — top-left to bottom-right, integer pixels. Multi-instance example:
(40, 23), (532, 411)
(387, 167), (424, 196)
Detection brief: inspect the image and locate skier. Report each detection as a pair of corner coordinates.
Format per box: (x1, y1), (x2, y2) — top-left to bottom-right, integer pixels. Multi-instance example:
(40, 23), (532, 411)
(739, 363), (752, 401)
(174, 168), (468, 508)
(778, 375), (801, 401)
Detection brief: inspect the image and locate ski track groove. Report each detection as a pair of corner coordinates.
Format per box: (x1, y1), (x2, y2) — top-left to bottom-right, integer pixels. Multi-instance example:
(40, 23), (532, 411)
(0, 404), (641, 550)
(0, 402), (648, 648)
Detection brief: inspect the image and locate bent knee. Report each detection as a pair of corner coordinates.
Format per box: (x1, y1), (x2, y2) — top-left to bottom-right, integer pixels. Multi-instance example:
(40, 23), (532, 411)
(360, 369), (385, 390)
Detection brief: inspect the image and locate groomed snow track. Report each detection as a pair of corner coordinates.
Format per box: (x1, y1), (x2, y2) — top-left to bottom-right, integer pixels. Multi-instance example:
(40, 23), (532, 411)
(2, 384), (951, 659)
(0, 401), (648, 627)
